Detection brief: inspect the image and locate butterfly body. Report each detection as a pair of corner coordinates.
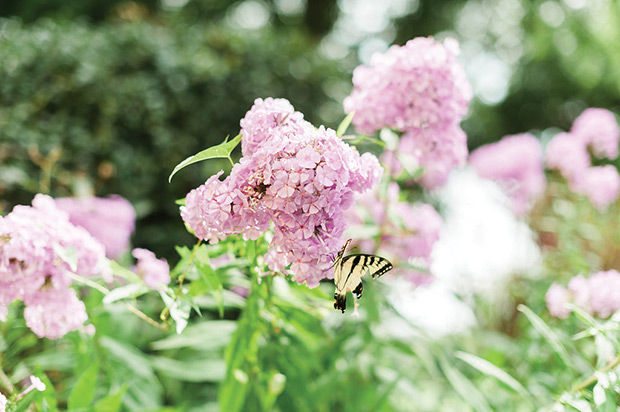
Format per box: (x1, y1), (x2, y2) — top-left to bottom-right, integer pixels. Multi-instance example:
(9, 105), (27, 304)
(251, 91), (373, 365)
(333, 239), (393, 313)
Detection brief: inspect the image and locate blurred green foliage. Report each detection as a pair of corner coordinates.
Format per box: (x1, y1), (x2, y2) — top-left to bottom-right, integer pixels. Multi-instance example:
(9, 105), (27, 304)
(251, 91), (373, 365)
(0, 17), (346, 260)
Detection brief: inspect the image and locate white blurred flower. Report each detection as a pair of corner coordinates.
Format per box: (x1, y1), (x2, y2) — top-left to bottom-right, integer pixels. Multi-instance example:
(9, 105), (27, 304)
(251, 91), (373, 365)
(383, 278), (476, 338)
(430, 169), (542, 304)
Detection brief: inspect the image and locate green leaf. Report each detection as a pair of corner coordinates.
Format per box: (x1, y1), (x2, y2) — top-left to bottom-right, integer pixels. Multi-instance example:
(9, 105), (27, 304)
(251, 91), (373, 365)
(336, 112), (355, 137)
(439, 357), (493, 412)
(33, 371), (57, 412)
(455, 351), (529, 396)
(102, 283), (149, 304)
(68, 361), (99, 410)
(151, 357), (226, 382)
(168, 134), (241, 182)
(94, 386), (127, 412)
(150, 320), (236, 351)
(518, 304), (575, 371)
(53, 243), (78, 272)
(160, 291), (191, 334)
(195, 261), (224, 317)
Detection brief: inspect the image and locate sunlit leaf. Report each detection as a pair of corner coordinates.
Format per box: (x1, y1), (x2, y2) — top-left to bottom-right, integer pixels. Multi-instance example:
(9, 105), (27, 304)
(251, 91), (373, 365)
(440, 357), (492, 412)
(518, 304), (575, 371)
(455, 351), (529, 397)
(336, 112), (354, 137)
(168, 134), (241, 182)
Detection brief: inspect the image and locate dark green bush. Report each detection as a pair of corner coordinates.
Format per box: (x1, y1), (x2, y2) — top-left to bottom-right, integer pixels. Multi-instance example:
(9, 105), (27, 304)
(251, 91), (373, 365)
(0, 18), (348, 259)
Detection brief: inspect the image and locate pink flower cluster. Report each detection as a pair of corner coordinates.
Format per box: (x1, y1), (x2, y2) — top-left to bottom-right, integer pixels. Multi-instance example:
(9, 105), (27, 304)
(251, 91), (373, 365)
(469, 133), (546, 215)
(344, 37), (472, 189)
(546, 270), (620, 319)
(0, 195), (109, 339)
(181, 98), (382, 287)
(546, 108), (620, 209)
(55, 195), (136, 258)
(132, 248), (170, 290)
(345, 183), (443, 280)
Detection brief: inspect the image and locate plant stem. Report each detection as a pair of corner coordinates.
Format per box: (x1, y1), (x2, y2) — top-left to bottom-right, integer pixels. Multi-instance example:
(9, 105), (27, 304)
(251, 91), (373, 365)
(571, 353), (620, 393)
(0, 366), (14, 392)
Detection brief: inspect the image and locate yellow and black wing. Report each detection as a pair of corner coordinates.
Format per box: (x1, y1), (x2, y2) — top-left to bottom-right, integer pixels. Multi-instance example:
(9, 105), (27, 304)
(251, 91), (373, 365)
(333, 252), (393, 313)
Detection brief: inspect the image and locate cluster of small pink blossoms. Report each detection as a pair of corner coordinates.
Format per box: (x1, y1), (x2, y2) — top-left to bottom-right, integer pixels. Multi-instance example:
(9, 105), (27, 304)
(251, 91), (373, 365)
(344, 37), (472, 189)
(181, 98), (382, 287)
(546, 108), (620, 210)
(132, 248), (170, 290)
(345, 183), (442, 280)
(55, 195), (136, 258)
(546, 270), (620, 319)
(469, 133), (546, 215)
(0, 195), (109, 339)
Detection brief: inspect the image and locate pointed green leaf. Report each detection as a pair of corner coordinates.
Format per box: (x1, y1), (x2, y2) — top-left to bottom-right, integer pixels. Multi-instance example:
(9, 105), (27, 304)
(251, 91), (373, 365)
(455, 351), (529, 396)
(336, 112), (355, 137)
(518, 304), (575, 371)
(68, 362), (99, 410)
(103, 283), (149, 304)
(168, 134), (241, 182)
(440, 357), (492, 412)
(53, 244), (78, 272)
(94, 386), (127, 412)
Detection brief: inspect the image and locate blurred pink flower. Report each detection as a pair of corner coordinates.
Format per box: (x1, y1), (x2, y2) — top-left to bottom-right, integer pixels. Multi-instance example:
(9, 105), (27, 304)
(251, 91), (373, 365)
(381, 125), (468, 189)
(0, 194), (109, 338)
(548, 270), (620, 319)
(571, 108), (619, 160)
(545, 283), (571, 319)
(23, 288), (88, 340)
(345, 183), (442, 277)
(344, 37), (471, 135)
(589, 270), (620, 318)
(55, 195), (136, 258)
(545, 132), (590, 180)
(570, 165), (620, 210)
(132, 248), (170, 290)
(0, 392), (6, 412)
(182, 98), (382, 287)
(469, 133), (546, 215)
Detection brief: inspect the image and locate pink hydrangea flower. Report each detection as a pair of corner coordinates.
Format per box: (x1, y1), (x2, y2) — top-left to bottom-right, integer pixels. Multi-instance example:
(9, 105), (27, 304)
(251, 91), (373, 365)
(0, 392), (6, 412)
(570, 165), (620, 210)
(0, 194), (109, 338)
(132, 248), (170, 290)
(548, 270), (620, 319)
(381, 125), (468, 189)
(23, 288), (88, 340)
(571, 108), (619, 160)
(181, 98), (382, 287)
(545, 132), (590, 180)
(545, 283), (571, 319)
(589, 270), (620, 318)
(55, 195), (136, 258)
(344, 37), (472, 135)
(469, 133), (546, 215)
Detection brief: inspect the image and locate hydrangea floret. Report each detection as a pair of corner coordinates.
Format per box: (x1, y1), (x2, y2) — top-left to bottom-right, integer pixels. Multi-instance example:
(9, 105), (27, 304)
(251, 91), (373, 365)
(181, 98), (382, 287)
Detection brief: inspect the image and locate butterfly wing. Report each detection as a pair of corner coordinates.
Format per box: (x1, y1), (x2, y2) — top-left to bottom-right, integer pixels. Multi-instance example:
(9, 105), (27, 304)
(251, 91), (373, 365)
(334, 254), (393, 313)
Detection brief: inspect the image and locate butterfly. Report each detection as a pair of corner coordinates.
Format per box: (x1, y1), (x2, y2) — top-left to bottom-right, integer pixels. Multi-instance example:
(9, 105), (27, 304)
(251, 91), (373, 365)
(333, 239), (393, 313)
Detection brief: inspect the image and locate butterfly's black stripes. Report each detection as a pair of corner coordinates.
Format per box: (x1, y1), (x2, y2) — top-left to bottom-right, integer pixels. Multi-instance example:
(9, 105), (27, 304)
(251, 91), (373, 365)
(333, 240), (393, 313)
